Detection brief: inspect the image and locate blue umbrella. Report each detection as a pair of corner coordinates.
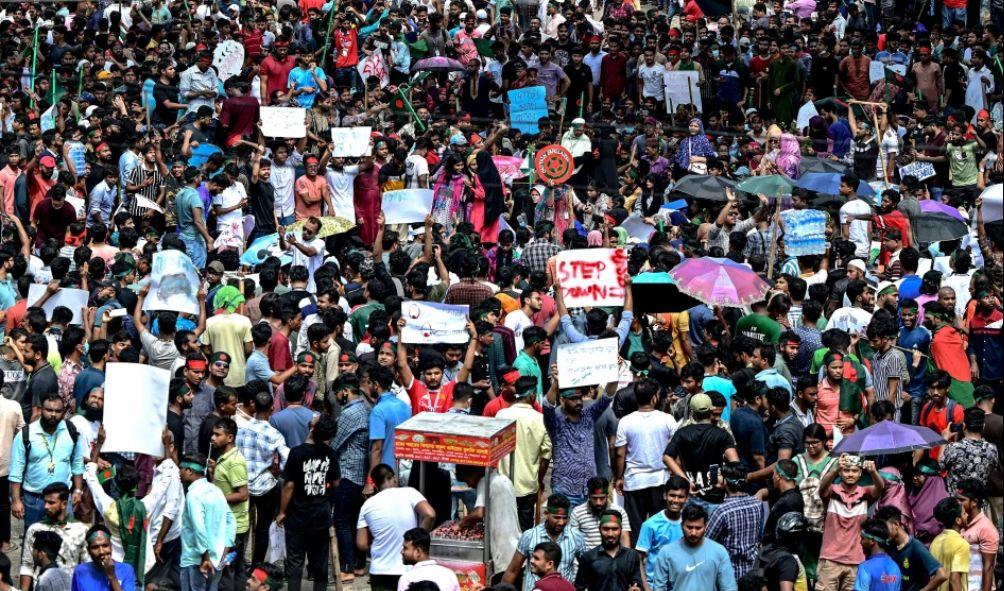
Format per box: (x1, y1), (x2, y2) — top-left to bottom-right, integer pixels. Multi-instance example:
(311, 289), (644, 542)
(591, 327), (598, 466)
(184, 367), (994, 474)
(796, 172), (875, 198)
(240, 233), (292, 267)
(831, 420), (946, 456)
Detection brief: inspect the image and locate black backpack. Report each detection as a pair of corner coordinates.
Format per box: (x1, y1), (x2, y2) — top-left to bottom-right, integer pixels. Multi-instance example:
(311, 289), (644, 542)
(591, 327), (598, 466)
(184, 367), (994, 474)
(21, 421), (80, 480)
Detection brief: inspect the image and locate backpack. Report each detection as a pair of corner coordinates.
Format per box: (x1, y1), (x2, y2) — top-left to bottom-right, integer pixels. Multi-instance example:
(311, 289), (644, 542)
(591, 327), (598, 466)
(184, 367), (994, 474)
(794, 454), (837, 532)
(919, 399), (959, 432)
(22, 421), (80, 481)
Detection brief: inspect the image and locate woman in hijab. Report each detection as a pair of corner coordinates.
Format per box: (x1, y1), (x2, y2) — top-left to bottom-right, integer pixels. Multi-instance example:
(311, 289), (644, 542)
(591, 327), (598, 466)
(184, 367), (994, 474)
(775, 133), (803, 179)
(875, 467), (914, 534)
(906, 458), (950, 544)
(431, 153), (468, 236)
(467, 127), (508, 245)
(673, 117), (716, 178)
(808, 115), (832, 158)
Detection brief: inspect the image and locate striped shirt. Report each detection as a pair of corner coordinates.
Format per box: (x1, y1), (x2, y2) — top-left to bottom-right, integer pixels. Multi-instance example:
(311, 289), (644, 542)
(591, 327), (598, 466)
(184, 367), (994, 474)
(570, 502), (631, 549)
(515, 523), (586, 591)
(871, 347), (909, 404)
(126, 165), (163, 215)
(235, 418), (290, 496)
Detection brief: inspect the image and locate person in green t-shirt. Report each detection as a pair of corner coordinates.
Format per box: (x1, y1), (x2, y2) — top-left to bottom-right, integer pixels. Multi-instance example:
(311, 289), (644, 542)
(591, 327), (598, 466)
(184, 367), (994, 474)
(736, 301), (783, 344)
(513, 326), (547, 394)
(945, 126), (979, 188)
(209, 418), (250, 585)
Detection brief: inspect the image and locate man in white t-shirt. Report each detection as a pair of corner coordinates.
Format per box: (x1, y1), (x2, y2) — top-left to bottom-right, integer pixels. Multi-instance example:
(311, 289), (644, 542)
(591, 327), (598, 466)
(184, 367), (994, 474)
(503, 287), (542, 351)
(357, 465), (437, 590)
(324, 159), (359, 224)
(613, 379), (677, 546)
(637, 49), (666, 103)
(279, 217), (326, 293)
(826, 278), (875, 337)
(210, 175), (248, 247)
(404, 140), (431, 189)
(838, 175), (873, 258)
(396, 528), (460, 591)
(269, 144), (302, 224)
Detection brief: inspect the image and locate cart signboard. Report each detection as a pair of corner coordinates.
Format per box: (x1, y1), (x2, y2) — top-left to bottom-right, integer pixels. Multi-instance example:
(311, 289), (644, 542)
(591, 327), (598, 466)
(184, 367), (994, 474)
(394, 412), (516, 467)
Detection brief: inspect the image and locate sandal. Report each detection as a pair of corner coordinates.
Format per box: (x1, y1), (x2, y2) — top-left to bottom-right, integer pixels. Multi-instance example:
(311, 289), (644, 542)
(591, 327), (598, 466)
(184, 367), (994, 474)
(340, 573), (355, 583)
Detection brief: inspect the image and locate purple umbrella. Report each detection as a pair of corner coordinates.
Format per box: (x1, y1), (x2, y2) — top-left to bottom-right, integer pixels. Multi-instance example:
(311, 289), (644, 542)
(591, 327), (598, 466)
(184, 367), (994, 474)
(919, 199), (966, 222)
(668, 257), (770, 307)
(411, 57), (465, 72)
(831, 420), (946, 456)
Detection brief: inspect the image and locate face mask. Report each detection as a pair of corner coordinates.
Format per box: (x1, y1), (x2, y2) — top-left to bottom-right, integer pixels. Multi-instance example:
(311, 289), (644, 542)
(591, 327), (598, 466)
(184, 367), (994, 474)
(712, 49), (720, 58)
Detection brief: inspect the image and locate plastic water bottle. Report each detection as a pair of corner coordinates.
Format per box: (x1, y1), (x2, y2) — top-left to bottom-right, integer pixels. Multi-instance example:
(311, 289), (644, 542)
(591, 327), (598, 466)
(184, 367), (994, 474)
(220, 551), (237, 568)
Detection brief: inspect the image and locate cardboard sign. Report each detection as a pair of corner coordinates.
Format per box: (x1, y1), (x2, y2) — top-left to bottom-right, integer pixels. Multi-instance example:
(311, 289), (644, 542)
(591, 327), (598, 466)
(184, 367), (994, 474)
(556, 338), (620, 388)
(144, 250), (202, 315)
(381, 189), (434, 225)
(555, 248), (629, 308)
(534, 145), (574, 184)
(898, 161), (936, 181)
(260, 107), (307, 138)
(664, 70), (702, 113)
(27, 285), (89, 325)
(400, 301), (470, 344)
(330, 127), (373, 157)
(212, 39), (245, 82)
(508, 86), (548, 134)
(102, 363), (170, 457)
(869, 62), (906, 83)
(357, 51), (390, 88)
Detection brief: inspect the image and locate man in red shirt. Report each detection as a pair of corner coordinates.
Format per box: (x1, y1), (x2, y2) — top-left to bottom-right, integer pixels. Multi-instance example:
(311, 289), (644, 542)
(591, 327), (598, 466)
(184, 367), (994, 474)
(918, 370), (965, 460)
(395, 318), (477, 414)
(529, 542), (576, 591)
(838, 39), (872, 101)
(31, 184), (77, 249)
(333, 16), (360, 90)
(600, 36), (628, 102)
(26, 153), (57, 218)
(259, 42), (296, 105)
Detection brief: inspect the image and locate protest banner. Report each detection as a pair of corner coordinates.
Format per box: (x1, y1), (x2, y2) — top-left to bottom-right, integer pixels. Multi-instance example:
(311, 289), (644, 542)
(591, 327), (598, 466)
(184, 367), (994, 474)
(400, 301), (470, 344)
(357, 51), (390, 88)
(555, 248), (629, 308)
(382, 189), (434, 225)
(509, 86), (548, 134)
(493, 155), (527, 184)
(330, 127), (373, 157)
(664, 71), (702, 113)
(534, 145), (574, 184)
(103, 363), (170, 457)
(898, 161), (936, 181)
(556, 338), (619, 388)
(779, 209), (828, 256)
(143, 250), (202, 315)
(260, 107), (307, 138)
(212, 39), (245, 81)
(869, 62), (906, 83)
(27, 285), (89, 325)
(978, 185), (1002, 223)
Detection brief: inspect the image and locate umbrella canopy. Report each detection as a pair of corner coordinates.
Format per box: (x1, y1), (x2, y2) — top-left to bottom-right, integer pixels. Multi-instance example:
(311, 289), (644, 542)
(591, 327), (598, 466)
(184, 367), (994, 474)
(286, 216), (356, 238)
(240, 233), (292, 267)
(797, 172), (875, 198)
(919, 200), (966, 222)
(831, 421), (946, 456)
(799, 157), (848, 175)
(411, 57), (465, 72)
(978, 183), (1002, 223)
(668, 257), (770, 307)
(671, 174), (737, 202)
(736, 174), (796, 197)
(631, 272), (702, 314)
(914, 213), (969, 243)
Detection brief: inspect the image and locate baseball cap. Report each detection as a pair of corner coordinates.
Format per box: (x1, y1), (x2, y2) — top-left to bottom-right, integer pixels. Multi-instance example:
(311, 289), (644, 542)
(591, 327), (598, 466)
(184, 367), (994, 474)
(690, 393), (713, 413)
(207, 261), (225, 274)
(39, 155), (57, 168)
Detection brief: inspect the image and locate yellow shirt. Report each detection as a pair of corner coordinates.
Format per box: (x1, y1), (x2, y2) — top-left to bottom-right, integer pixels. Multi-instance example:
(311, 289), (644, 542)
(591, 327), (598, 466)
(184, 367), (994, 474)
(496, 402), (552, 497)
(202, 313), (253, 387)
(930, 529), (970, 591)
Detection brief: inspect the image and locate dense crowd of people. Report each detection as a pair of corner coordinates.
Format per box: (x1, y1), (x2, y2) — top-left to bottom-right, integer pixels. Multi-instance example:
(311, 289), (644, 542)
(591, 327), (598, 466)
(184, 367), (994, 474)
(0, 0), (1000, 590)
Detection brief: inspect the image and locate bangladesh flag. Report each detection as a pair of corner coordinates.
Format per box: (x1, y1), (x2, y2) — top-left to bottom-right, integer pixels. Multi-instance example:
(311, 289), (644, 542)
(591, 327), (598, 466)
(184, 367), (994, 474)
(408, 38), (429, 61)
(475, 38), (494, 58)
(884, 66), (914, 89)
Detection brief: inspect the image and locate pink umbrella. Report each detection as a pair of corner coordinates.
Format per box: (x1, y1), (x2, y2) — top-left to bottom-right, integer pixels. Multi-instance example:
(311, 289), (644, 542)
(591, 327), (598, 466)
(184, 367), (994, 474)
(668, 257), (771, 307)
(919, 199), (966, 222)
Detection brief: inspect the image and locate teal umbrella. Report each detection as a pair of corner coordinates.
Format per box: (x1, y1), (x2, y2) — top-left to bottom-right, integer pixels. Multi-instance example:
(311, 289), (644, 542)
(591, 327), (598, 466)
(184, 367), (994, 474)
(631, 271), (701, 313)
(736, 174), (796, 197)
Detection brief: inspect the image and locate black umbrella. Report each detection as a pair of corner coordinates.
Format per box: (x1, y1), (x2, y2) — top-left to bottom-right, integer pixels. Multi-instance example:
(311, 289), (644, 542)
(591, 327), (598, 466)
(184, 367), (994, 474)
(631, 272), (702, 314)
(914, 214), (969, 243)
(800, 157), (848, 175)
(671, 174), (737, 202)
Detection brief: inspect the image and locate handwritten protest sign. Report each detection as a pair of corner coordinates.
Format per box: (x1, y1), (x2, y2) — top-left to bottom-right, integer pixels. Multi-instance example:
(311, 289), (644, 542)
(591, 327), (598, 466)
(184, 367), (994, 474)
(212, 39), (245, 81)
(382, 189), (435, 225)
(357, 52), (390, 88)
(509, 86), (547, 134)
(143, 250), (201, 315)
(620, 214), (656, 243)
(780, 209), (828, 256)
(493, 155), (527, 184)
(796, 101), (819, 133)
(556, 338), (619, 388)
(260, 107), (307, 138)
(664, 71), (702, 113)
(103, 363), (170, 457)
(401, 301), (470, 344)
(330, 127), (373, 157)
(555, 248), (629, 308)
(28, 285), (89, 325)
(869, 62), (906, 83)
(898, 161), (936, 181)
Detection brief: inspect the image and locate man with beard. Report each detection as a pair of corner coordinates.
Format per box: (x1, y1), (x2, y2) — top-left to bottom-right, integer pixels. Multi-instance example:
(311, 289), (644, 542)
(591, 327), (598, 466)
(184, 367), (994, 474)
(330, 377), (370, 582)
(967, 288), (1003, 387)
(167, 379), (194, 457)
(575, 511), (643, 591)
(502, 494), (586, 591)
(9, 391), (85, 531)
(69, 388), (104, 462)
(924, 305), (972, 406)
(648, 504), (736, 591)
(826, 280), (875, 338)
(19, 482), (89, 590)
(181, 354), (214, 456)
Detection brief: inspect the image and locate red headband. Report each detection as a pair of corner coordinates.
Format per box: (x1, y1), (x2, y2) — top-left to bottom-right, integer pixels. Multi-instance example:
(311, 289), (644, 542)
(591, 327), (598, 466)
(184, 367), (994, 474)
(187, 359), (208, 371)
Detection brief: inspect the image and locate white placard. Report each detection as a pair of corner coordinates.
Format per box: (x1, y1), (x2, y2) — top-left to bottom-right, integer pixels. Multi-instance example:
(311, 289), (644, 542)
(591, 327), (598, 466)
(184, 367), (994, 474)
(620, 214), (656, 243)
(27, 285), (89, 325)
(556, 338), (620, 388)
(143, 250), (201, 315)
(381, 189), (435, 225)
(400, 301), (470, 344)
(555, 248), (629, 308)
(260, 107), (307, 138)
(664, 71), (702, 113)
(102, 362), (170, 457)
(330, 127), (373, 157)
(869, 62), (906, 83)
(897, 161), (936, 181)
(212, 39), (245, 82)
(796, 100), (819, 133)
(65, 196), (86, 220)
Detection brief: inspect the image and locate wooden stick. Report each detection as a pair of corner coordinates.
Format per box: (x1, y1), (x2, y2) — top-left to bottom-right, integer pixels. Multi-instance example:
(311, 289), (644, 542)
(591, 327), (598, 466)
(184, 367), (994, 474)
(872, 108), (889, 184)
(329, 526), (343, 591)
(891, 344), (928, 358)
(766, 193), (783, 280)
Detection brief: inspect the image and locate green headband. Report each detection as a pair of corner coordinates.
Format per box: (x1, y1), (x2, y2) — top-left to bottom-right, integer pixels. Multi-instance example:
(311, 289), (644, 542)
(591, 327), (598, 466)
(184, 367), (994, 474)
(547, 506), (568, 516)
(599, 513), (622, 525)
(774, 462), (796, 480)
(180, 461), (206, 473)
(863, 532), (887, 544)
(87, 529), (111, 544)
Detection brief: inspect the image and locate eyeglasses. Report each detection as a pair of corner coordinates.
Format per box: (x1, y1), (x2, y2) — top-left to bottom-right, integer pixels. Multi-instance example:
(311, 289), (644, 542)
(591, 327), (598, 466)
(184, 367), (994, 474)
(213, 361), (230, 368)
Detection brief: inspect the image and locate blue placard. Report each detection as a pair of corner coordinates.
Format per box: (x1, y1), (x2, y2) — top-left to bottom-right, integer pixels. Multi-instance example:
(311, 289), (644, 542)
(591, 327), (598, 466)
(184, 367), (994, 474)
(508, 86), (548, 134)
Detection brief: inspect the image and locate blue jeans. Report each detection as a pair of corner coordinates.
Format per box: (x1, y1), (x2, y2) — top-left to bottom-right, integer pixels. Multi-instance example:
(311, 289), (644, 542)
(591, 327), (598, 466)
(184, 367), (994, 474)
(333, 479), (365, 573)
(179, 233), (207, 268)
(942, 6), (965, 27)
(182, 565), (223, 591)
(555, 492), (586, 507)
(686, 496), (722, 519)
